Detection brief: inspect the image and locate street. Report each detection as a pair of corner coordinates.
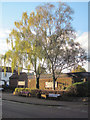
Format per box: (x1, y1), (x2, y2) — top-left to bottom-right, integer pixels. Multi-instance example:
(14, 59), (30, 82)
(0, 98), (2, 120)
(2, 100), (88, 118)
(0, 92), (2, 120)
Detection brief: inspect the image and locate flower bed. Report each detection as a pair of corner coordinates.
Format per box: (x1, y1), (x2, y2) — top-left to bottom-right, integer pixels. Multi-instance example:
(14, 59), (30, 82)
(13, 88), (65, 99)
(19, 91), (31, 97)
(13, 88), (31, 96)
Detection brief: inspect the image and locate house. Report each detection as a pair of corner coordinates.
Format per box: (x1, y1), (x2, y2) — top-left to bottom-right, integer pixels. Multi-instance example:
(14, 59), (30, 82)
(9, 72), (28, 89)
(28, 72), (90, 90)
(0, 66), (16, 86)
(9, 72), (90, 90)
(66, 72), (89, 82)
(28, 74), (73, 90)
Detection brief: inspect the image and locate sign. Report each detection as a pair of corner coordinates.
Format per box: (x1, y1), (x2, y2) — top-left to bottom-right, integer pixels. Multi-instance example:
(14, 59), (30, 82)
(18, 81), (25, 86)
(45, 82), (57, 88)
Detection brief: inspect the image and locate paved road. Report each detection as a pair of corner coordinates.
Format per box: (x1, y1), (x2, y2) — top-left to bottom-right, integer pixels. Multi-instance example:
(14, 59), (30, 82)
(0, 92), (2, 120)
(0, 98), (2, 120)
(2, 92), (88, 106)
(2, 100), (88, 118)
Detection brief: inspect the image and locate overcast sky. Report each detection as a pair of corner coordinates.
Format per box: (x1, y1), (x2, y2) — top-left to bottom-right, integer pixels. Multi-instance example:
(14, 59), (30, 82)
(0, 1), (89, 72)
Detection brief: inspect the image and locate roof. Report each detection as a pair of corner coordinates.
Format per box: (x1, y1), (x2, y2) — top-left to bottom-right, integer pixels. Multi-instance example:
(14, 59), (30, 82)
(28, 73), (73, 79)
(0, 66), (16, 73)
(66, 72), (90, 78)
(28, 72), (90, 79)
(9, 72), (90, 80)
(26, 72), (34, 76)
(9, 72), (27, 79)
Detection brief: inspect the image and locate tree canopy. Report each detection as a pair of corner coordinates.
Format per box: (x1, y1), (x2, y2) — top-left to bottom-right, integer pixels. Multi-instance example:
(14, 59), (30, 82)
(3, 2), (87, 90)
(72, 65), (86, 72)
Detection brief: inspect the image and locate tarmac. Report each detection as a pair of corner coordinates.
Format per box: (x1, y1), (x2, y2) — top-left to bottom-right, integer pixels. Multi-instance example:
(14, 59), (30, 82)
(2, 92), (88, 108)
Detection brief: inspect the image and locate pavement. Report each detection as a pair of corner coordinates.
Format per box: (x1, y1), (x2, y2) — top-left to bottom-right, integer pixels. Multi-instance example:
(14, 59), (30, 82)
(2, 100), (88, 118)
(1, 92), (88, 118)
(2, 92), (88, 107)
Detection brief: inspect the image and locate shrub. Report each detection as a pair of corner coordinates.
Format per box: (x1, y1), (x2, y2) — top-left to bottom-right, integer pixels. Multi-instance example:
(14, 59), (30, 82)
(25, 88), (31, 92)
(14, 88), (31, 96)
(15, 88), (29, 93)
(30, 89), (41, 97)
(15, 88), (18, 92)
(65, 81), (89, 97)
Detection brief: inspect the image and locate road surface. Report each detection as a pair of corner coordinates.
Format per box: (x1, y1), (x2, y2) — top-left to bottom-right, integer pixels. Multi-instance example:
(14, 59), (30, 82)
(2, 100), (88, 118)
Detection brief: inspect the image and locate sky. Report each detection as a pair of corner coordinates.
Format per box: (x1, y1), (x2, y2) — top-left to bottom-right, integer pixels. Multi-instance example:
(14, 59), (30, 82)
(0, 1), (89, 72)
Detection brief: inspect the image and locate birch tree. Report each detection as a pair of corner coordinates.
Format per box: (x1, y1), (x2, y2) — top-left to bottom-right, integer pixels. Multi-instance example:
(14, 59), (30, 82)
(35, 3), (87, 90)
(4, 2), (87, 90)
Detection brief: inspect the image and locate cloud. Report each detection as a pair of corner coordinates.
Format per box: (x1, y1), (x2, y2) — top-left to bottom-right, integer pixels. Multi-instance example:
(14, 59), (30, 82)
(75, 32), (90, 63)
(75, 32), (88, 52)
(0, 28), (11, 55)
(75, 32), (89, 71)
(0, 29), (11, 39)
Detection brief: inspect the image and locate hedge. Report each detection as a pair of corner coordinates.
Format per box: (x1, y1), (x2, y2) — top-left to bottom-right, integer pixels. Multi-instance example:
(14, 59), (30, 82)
(15, 88), (31, 92)
(13, 88), (65, 97)
(65, 81), (89, 97)
(14, 81), (89, 97)
(14, 88), (41, 97)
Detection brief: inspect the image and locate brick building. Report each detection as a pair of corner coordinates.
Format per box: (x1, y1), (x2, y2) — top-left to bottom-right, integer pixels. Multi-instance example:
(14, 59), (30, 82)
(28, 74), (73, 90)
(9, 72), (90, 90)
(9, 72), (28, 89)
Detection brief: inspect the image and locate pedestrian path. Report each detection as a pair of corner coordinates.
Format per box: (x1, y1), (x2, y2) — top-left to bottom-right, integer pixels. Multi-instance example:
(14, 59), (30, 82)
(2, 92), (88, 119)
(0, 96), (2, 120)
(2, 92), (88, 107)
(2, 92), (64, 106)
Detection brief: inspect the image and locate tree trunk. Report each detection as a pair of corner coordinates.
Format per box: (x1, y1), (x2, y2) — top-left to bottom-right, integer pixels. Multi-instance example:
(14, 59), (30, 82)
(53, 75), (55, 90)
(52, 69), (55, 90)
(35, 74), (37, 89)
(35, 73), (40, 89)
(36, 77), (39, 89)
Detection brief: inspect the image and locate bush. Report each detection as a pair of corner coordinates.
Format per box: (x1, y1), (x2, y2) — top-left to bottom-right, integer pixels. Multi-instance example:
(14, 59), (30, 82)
(14, 88), (31, 96)
(65, 81), (89, 97)
(14, 88), (29, 93)
(14, 88), (41, 97)
(30, 89), (41, 97)
(25, 88), (31, 92)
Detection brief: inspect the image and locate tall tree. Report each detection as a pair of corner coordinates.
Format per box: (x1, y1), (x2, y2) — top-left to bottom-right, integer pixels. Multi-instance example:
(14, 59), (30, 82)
(35, 3), (87, 90)
(5, 12), (46, 88)
(4, 2), (87, 90)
